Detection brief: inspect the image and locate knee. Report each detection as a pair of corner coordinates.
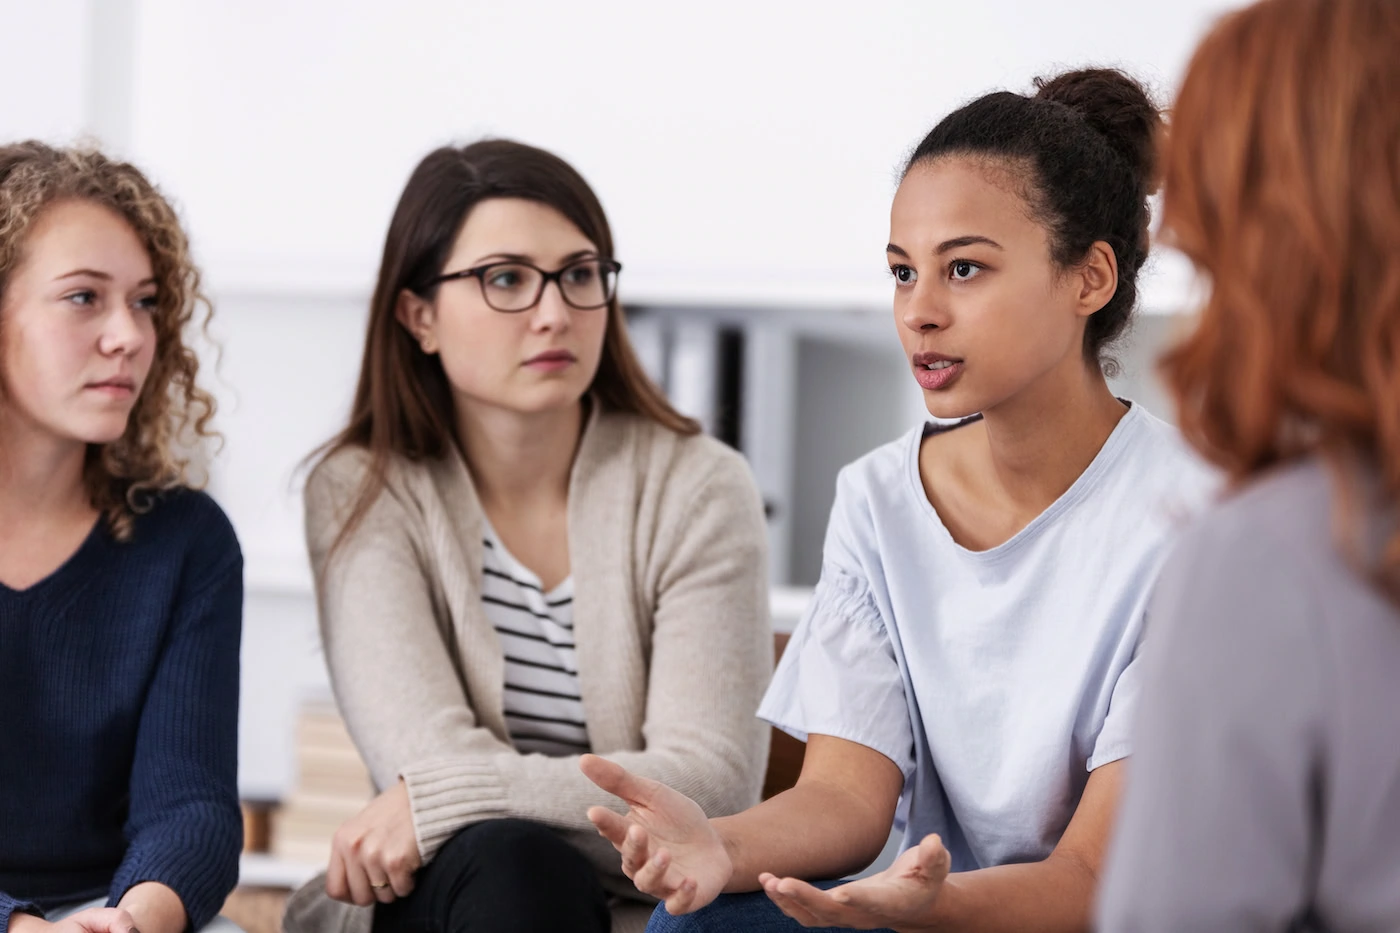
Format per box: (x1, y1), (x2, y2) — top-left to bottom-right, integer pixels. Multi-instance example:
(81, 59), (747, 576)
(438, 818), (587, 878)
(646, 902), (696, 932)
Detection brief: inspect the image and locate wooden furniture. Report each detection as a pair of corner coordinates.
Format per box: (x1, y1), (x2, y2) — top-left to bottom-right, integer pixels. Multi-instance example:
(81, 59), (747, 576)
(761, 632), (806, 799)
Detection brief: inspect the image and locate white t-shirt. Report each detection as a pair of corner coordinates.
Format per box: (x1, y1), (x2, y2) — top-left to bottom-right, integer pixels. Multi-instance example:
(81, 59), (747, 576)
(759, 403), (1218, 870)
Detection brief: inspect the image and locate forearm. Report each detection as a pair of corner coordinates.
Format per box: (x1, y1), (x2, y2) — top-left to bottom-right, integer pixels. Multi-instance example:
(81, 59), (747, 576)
(714, 779), (892, 892)
(916, 853), (1097, 933)
(117, 883), (187, 933)
(7, 911), (45, 933)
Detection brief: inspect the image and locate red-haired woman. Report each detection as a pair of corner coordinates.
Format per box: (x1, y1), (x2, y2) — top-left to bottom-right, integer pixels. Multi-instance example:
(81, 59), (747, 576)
(1098, 0), (1400, 929)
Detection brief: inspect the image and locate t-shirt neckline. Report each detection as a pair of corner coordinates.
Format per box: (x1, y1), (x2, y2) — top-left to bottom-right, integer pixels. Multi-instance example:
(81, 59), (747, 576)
(904, 402), (1143, 565)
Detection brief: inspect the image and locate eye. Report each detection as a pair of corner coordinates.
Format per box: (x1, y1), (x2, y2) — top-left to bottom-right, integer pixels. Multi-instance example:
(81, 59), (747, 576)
(487, 270), (522, 288)
(563, 264), (597, 285)
(133, 293), (159, 313)
(65, 289), (98, 307)
(890, 264), (917, 286)
(949, 260), (982, 281)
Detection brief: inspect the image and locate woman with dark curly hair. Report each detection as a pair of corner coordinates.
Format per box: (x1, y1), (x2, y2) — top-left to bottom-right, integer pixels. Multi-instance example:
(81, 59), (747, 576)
(0, 143), (243, 933)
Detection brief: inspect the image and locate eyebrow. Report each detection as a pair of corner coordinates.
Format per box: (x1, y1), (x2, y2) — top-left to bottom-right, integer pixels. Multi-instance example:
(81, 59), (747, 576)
(885, 236), (1004, 258)
(55, 269), (157, 286)
(471, 249), (599, 266)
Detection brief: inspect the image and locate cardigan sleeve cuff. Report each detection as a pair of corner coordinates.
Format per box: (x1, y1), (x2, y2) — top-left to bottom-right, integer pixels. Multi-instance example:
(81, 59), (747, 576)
(1, 893), (43, 933)
(400, 758), (512, 862)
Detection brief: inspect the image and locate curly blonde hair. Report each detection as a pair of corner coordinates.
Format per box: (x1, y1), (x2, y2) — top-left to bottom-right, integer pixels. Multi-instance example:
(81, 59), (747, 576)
(0, 141), (217, 540)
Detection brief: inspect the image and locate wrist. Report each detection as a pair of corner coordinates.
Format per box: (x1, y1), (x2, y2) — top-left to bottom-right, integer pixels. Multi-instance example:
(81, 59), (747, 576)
(713, 820), (743, 891)
(8, 913), (50, 933)
(118, 883), (186, 933)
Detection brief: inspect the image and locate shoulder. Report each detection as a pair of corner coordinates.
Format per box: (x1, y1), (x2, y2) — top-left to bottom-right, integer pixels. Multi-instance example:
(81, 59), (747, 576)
(833, 424), (922, 514)
(1107, 405), (1223, 523)
(601, 409), (760, 504)
(304, 444), (427, 520)
(129, 486), (242, 590)
(1170, 459), (1333, 579)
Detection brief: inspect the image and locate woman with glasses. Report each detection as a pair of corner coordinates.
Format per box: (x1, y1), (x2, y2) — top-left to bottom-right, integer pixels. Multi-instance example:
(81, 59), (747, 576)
(282, 139), (772, 933)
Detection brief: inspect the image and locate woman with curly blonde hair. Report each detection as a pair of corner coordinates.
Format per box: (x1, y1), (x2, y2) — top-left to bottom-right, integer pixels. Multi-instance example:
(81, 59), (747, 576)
(0, 143), (243, 933)
(1098, 0), (1400, 928)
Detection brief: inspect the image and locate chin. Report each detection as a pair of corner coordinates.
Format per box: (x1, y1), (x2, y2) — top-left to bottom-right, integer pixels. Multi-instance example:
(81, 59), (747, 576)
(920, 388), (982, 422)
(70, 417), (133, 446)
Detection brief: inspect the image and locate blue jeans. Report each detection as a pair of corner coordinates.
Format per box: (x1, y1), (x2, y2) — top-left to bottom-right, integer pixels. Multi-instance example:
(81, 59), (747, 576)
(645, 882), (896, 933)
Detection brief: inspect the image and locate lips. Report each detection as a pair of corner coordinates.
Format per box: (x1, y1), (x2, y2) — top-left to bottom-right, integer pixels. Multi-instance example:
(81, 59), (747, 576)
(86, 377), (137, 392)
(911, 351), (964, 391)
(525, 350), (577, 365)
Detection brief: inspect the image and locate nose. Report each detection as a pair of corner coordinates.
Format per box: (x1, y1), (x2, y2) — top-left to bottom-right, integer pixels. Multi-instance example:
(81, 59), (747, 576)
(98, 305), (149, 358)
(528, 279), (572, 333)
(899, 285), (949, 334)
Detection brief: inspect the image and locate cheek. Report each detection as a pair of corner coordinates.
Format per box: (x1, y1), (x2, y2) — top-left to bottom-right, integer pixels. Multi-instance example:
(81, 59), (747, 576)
(3, 316), (75, 397)
(973, 275), (1079, 364)
(434, 308), (520, 392)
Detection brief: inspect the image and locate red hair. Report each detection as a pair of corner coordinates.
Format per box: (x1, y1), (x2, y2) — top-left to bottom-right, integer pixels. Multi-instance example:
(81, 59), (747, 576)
(1159, 0), (1400, 595)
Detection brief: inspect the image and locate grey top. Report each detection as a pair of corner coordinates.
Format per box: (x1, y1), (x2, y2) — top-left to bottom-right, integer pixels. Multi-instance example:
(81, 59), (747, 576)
(1098, 458), (1400, 932)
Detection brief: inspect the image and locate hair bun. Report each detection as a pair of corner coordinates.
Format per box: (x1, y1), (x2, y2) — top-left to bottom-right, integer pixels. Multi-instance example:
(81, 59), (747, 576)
(1034, 68), (1162, 192)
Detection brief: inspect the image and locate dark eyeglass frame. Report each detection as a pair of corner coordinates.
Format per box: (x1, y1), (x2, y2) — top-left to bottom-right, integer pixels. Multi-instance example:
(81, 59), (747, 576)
(420, 257), (623, 312)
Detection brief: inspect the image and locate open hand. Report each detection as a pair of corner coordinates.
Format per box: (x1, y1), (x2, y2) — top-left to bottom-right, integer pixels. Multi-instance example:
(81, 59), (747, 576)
(759, 833), (951, 931)
(326, 779), (422, 906)
(580, 754), (733, 914)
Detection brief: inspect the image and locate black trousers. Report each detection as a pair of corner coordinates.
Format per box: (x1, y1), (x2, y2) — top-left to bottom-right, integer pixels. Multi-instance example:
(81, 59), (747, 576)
(372, 819), (611, 933)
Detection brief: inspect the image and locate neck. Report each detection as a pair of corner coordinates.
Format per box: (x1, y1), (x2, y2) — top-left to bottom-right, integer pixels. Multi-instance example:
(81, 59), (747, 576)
(977, 356), (1128, 513)
(0, 409), (93, 530)
(453, 397), (585, 511)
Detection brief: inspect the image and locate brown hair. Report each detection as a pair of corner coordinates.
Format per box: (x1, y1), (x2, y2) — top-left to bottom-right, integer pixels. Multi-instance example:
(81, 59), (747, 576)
(0, 142), (216, 540)
(1159, 0), (1400, 595)
(315, 139), (697, 549)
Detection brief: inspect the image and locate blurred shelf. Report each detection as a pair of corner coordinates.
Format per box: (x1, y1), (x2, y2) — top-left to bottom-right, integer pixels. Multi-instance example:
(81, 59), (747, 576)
(238, 852), (322, 890)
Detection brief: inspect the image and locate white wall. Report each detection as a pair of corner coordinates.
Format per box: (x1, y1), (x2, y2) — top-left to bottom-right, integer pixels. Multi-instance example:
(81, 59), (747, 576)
(124, 0), (1233, 304)
(0, 0), (89, 144)
(8, 0), (1239, 798)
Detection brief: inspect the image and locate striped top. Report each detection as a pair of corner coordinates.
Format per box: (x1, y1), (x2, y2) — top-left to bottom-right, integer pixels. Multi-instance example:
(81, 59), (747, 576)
(480, 521), (591, 757)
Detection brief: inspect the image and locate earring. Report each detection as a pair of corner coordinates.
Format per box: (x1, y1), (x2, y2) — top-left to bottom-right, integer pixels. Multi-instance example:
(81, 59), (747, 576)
(420, 337), (437, 354)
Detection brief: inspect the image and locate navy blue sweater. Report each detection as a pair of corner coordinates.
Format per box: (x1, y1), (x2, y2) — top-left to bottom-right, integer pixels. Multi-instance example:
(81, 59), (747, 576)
(0, 490), (243, 932)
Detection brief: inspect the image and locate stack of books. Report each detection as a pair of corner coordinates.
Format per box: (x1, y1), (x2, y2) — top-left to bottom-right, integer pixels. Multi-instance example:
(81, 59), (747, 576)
(271, 699), (375, 863)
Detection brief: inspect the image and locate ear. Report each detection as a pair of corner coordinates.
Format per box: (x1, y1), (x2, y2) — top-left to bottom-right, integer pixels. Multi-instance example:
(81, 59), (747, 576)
(395, 288), (439, 354)
(1076, 241), (1119, 319)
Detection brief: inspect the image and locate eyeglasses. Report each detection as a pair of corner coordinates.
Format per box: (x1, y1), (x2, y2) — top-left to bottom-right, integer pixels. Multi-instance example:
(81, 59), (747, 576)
(421, 257), (622, 313)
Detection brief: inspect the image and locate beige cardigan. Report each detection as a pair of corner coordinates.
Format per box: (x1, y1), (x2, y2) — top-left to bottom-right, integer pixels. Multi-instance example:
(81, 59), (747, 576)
(284, 407), (772, 933)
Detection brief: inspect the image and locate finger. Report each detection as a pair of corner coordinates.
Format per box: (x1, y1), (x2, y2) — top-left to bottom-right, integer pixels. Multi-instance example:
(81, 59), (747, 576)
(664, 876), (702, 916)
(586, 806), (631, 849)
(325, 851), (350, 902)
(578, 754), (663, 808)
(75, 908), (138, 933)
(386, 857), (417, 900)
(916, 833), (952, 879)
(630, 847), (678, 898)
(341, 850), (376, 907)
(620, 823), (653, 877)
(766, 877), (844, 927)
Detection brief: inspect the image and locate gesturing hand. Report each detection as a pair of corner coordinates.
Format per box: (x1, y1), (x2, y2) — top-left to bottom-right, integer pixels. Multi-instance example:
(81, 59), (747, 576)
(580, 754), (733, 915)
(759, 834), (951, 931)
(326, 779), (422, 906)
